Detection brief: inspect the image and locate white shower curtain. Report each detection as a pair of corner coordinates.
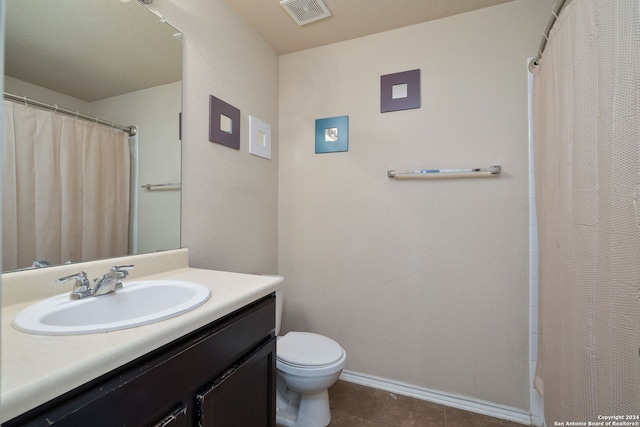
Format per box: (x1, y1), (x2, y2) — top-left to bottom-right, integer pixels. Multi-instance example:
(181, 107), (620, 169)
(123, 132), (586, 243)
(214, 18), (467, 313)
(2, 100), (130, 271)
(532, 0), (640, 422)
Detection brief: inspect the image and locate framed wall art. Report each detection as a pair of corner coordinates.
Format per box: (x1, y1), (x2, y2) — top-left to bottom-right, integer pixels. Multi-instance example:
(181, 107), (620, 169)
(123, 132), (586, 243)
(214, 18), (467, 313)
(315, 115), (349, 154)
(209, 95), (240, 150)
(380, 69), (421, 113)
(249, 115), (272, 159)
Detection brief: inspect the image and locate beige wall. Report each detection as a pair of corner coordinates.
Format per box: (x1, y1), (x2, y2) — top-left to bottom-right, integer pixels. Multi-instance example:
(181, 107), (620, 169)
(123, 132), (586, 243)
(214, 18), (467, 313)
(278, 0), (554, 410)
(147, 0), (280, 274)
(137, 0), (553, 411)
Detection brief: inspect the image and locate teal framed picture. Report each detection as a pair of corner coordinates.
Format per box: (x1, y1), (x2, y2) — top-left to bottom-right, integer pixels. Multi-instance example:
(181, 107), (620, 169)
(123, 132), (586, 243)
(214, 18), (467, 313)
(315, 116), (349, 153)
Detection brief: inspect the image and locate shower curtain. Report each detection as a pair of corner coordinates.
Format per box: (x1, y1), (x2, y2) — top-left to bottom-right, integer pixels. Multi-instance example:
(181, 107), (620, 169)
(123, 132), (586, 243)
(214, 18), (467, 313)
(2, 100), (130, 271)
(532, 0), (639, 422)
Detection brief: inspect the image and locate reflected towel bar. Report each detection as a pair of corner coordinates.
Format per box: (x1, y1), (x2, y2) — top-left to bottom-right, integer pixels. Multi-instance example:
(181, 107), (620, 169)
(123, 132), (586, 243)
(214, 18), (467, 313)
(387, 166), (501, 179)
(141, 183), (182, 191)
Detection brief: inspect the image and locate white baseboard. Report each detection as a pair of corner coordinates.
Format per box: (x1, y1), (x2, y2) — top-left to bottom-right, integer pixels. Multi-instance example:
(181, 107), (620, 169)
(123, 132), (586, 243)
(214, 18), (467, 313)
(531, 414), (545, 427)
(339, 370), (538, 426)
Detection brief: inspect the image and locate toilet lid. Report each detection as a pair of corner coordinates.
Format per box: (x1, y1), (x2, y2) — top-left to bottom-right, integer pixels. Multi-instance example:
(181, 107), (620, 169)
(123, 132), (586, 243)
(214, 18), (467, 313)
(277, 332), (344, 367)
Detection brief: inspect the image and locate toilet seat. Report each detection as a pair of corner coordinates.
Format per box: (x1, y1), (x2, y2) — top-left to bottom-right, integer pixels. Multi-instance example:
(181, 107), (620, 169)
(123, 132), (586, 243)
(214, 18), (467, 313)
(277, 348), (346, 377)
(277, 332), (344, 367)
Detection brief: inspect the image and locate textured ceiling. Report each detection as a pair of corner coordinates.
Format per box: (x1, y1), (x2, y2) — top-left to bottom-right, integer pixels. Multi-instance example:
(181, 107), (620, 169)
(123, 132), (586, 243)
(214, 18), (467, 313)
(225, 0), (516, 55)
(4, 0), (182, 102)
(4, 0), (515, 103)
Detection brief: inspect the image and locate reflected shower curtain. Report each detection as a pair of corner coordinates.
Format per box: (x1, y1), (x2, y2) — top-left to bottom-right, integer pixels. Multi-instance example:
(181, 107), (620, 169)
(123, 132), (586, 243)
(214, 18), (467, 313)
(2, 100), (130, 271)
(532, 0), (640, 422)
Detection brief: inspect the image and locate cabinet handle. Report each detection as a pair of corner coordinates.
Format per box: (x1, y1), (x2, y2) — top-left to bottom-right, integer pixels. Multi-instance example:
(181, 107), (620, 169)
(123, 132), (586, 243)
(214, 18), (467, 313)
(152, 404), (187, 427)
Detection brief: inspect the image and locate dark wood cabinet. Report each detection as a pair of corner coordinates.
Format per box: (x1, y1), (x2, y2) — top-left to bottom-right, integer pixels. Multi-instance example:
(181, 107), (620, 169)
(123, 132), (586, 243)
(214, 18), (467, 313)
(197, 337), (276, 426)
(3, 294), (276, 427)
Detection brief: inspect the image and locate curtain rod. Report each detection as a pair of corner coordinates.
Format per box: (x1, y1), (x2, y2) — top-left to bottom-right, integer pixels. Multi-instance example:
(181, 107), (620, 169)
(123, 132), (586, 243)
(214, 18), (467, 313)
(529, 0), (570, 72)
(3, 92), (137, 136)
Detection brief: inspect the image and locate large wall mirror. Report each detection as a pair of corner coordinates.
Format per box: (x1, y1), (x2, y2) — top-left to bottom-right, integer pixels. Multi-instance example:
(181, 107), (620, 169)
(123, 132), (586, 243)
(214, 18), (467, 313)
(3, 0), (183, 272)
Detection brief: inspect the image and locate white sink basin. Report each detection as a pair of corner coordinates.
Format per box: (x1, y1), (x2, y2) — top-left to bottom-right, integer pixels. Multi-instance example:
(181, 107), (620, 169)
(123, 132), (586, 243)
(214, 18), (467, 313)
(13, 280), (211, 335)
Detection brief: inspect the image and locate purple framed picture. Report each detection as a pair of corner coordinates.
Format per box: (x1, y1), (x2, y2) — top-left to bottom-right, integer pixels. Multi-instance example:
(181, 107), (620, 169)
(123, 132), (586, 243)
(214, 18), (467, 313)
(380, 69), (421, 113)
(209, 95), (240, 150)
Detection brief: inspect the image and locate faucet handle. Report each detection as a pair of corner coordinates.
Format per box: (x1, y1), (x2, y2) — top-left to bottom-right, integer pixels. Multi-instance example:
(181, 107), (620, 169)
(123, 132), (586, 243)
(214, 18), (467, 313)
(56, 272), (92, 299)
(56, 271), (89, 286)
(111, 264), (134, 276)
(111, 264), (134, 280)
(109, 265), (134, 291)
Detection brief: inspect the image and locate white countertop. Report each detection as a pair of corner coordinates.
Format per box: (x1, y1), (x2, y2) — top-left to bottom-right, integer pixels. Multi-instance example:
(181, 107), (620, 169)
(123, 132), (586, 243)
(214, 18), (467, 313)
(0, 250), (282, 423)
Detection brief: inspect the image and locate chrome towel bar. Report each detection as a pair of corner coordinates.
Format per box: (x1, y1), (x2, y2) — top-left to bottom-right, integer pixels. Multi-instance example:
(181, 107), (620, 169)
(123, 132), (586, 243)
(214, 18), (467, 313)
(141, 183), (182, 191)
(387, 166), (501, 179)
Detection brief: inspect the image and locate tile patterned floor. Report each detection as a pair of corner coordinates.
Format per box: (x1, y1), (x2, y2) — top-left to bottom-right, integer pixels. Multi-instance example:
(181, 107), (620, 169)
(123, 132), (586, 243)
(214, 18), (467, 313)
(279, 380), (532, 427)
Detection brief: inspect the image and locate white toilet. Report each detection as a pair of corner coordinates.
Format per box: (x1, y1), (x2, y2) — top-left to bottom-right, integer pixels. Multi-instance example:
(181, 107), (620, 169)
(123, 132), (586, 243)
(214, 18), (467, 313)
(272, 282), (346, 427)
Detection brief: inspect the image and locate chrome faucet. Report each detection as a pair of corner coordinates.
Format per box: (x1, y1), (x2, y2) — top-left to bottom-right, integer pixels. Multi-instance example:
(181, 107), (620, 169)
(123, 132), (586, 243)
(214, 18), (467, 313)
(32, 260), (51, 268)
(57, 265), (135, 300)
(92, 265), (134, 296)
(56, 271), (93, 300)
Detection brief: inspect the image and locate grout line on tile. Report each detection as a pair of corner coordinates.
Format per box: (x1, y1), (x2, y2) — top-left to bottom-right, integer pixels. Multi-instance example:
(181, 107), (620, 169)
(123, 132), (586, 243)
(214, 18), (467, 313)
(380, 390), (393, 425)
(444, 404), (448, 425)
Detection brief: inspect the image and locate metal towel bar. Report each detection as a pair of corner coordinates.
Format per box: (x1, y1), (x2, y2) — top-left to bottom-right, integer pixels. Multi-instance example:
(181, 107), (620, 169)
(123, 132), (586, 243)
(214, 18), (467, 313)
(141, 183), (182, 191)
(387, 166), (501, 179)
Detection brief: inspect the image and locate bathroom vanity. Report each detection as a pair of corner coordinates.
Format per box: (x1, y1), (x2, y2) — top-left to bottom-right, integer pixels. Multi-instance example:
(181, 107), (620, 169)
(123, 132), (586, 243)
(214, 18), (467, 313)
(1, 249), (281, 426)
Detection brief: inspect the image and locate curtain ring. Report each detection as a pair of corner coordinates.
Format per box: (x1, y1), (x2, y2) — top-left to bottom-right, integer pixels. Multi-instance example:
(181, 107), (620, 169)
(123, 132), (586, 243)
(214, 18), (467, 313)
(52, 104), (59, 116)
(22, 96), (28, 108)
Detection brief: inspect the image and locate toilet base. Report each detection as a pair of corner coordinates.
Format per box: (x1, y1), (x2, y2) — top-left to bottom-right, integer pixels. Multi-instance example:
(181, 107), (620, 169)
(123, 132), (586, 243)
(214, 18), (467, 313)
(276, 381), (331, 427)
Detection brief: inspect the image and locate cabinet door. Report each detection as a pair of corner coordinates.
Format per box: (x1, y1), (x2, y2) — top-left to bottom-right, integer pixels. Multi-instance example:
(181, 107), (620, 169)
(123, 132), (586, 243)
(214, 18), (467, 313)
(197, 337), (276, 427)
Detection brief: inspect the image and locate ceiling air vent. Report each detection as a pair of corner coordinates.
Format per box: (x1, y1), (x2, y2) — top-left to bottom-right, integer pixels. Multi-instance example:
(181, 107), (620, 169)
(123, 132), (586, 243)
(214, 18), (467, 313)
(280, 0), (332, 26)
